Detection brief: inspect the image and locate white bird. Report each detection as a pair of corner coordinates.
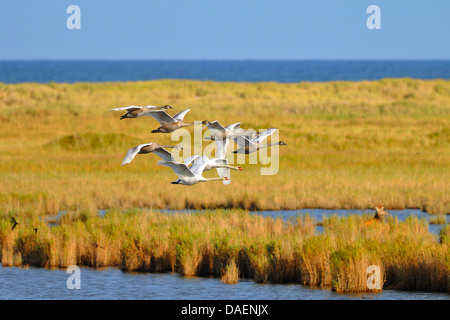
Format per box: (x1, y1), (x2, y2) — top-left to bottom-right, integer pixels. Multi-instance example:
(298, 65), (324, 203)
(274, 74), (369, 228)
(183, 155), (243, 185)
(158, 159), (229, 186)
(232, 128), (287, 154)
(109, 105), (173, 120)
(121, 142), (182, 166)
(149, 108), (208, 133)
(204, 121), (256, 141)
(204, 121), (258, 158)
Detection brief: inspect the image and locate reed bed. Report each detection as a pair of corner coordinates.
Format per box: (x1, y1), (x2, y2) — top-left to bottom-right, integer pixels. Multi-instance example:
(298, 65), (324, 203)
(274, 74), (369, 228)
(0, 209), (448, 293)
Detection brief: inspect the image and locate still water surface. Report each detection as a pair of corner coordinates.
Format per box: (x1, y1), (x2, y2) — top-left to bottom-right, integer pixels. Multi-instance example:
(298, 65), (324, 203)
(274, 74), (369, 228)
(1, 265), (449, 300)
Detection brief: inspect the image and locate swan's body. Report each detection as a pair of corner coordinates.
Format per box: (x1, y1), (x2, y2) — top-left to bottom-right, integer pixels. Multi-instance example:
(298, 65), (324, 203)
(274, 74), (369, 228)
(232, 128), (286, 154)
(149, 108), (208, 133)
(121, 142), (182, 166)
(184, 155), (243, 185)
(109, 105), (173, 120)
(158, 160), (229, 186)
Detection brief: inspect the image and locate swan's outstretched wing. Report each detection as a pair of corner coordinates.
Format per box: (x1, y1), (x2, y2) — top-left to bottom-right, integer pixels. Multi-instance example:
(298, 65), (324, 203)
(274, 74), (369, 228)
(242, 129), (258, 139)
(225, 122), (241, 131)
(139, 106), (172, 116)
(143, 105), (164, 110)
(183, 154), (202, 167)
(189, 155), (210, 175)
(211, 158), (228, 166)
(148, 111), (176, 124)
(109, 106), (143, 112)
(172, 108), (191, 121)
(121, 143), (152, 166)
(210, 158), (231, 185)
(216, 167), (231, 185)
(157, 161), (196, 179)
(233, 135), (255, 147)
(206, 120), (226, 133)
(152, 148), (176, 162)
(215, 138), (230, 158)
(252, 128), (276, 144)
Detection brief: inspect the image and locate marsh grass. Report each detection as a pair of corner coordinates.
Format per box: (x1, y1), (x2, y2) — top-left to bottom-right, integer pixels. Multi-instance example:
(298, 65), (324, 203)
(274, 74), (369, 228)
(221, 260), (239, 284)
(299, 235), (332, 287)
(330, 244), (384, 293)
(0, 209), (448, 293)
(440, 225), (450, 244)
(0, 79), (448, 214)
(429, 215), (447, 225)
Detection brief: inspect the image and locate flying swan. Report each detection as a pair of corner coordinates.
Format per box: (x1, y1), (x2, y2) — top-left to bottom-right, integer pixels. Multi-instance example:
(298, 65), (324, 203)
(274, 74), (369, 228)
(157, 160), (229, 185)
(121, 142), (182, 166)
(109, 105), (173, 120)
(149, 108), (208, 133)
(232, 128), (286, 154)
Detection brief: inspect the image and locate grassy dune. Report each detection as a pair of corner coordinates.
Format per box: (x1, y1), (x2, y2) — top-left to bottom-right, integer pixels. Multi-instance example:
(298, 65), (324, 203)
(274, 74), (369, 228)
(0, 78), (449, 214)
(0, 209), (448, 293)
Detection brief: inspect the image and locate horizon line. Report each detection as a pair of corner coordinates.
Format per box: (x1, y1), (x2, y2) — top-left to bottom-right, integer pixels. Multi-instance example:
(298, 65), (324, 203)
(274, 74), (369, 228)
(0, 58), (449, 62)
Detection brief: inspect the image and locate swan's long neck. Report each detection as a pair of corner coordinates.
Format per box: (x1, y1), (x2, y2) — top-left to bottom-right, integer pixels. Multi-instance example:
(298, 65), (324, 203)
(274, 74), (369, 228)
(182, 121), (207, 128)
(202, 177), (225, 182)
(260, 142), (279, 149)
(216, 164), (240, 171)
(160, 145), (180, 149)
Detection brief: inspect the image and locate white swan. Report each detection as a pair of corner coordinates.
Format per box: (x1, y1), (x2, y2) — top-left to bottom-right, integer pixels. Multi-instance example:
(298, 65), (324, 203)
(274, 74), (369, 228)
(232, 128), (287, 154)
(158, 160), (229, 185)
(183, 155), (243, 185)
(204, 120), (256, 141)
(121, 142), (182, 166)
(204, 121), (258, 159)
(149, 108), (208, 133)
(109, 105), (173, 120)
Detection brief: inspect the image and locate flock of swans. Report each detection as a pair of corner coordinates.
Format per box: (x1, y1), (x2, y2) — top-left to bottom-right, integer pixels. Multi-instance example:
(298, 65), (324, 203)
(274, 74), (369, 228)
(109, 105), (286, 186)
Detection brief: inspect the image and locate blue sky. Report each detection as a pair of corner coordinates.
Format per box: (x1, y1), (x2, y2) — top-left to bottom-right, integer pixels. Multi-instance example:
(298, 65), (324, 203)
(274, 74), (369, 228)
(0, 0), (448, 60)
